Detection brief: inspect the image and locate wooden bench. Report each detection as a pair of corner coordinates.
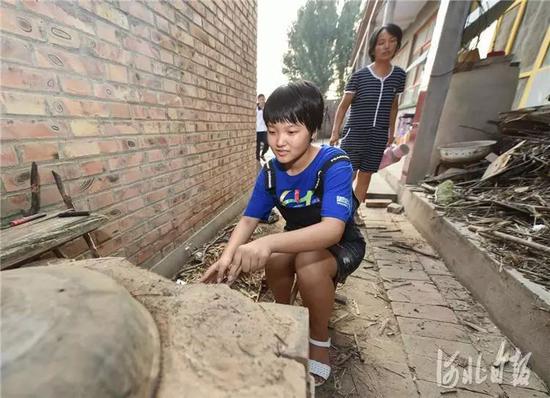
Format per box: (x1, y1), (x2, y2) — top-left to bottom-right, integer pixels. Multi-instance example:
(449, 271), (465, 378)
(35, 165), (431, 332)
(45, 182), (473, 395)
(0, 213), (108, 270)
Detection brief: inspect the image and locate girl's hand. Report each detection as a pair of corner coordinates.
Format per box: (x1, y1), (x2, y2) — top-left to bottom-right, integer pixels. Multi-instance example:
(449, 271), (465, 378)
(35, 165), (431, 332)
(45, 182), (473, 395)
(227, 240), (271, 282)
(329, 130), (340, 146)
(200, 255), (233, 283)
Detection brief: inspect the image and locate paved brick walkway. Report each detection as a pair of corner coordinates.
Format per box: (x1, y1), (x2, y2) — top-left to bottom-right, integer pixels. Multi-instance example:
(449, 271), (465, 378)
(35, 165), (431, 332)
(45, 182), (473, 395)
(317, 206), (549, 398)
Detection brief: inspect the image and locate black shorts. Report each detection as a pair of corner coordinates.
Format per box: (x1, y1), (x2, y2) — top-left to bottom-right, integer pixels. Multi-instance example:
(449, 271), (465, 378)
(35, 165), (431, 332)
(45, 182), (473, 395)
(328, 237), (366, 284)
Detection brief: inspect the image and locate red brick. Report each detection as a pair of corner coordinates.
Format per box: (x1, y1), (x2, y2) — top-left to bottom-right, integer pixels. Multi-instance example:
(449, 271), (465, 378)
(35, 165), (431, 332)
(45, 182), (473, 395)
(106, 63), (127, 83)
(133, 54), (153, 73)
(93, 82), (130, 101)
(150, 1), (175, 22)
(100, 122), (140, 136)
(110, 103), (131, 119)
(93, 221), (121, 244)
(82, 100), (111, 117)
(152, 30), (176, 52)
(155, 14), (171, 34)
(49, 98), (110, 117)
(1, 145), (18, 167)
(98, 140), (121, 154)
(86, 38), (129, 64)
(115, 183), (143, 202)
(119, 168), (142, 185)
(70, 120), (100, 137)
(80, 159), (106, 176)
(18, 142), (59, 163)
(1, 193), (29, 217)
(125, 196), (145, 213)
(129, 21), (151, 41)
(1, 119), (69, 140)
(95, 20), (118, 44)
(148, 107), (166, 119)
(1, 92), (47, 115)
(93, 2), (128, 29)
(1, 64), (57, 92)
(2, 168), (30, 192)
(108, 153), (144, 170)
(137, 89), (157, 104)
(59, 76), (93, 96)
(40, 184), (64, 207)
(63, 141), (101, 158)
(1, 35), (33, 64)
(88, 190), (115, 211)
(47, 24), (80, 49)
(21, 0), (95, 35)
(0, 7), (46, 41)
(35, 45), (105, 78)
(159, 48), (173, 64)
(59, 237), (89, 258)
(145, 186), (169, 203)
(119, 1), (154, 25)
(123, 36), (158, 58)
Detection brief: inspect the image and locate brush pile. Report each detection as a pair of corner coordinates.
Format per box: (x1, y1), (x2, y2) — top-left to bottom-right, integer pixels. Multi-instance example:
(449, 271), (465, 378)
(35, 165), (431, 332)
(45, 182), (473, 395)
(423, 105), (550, 288)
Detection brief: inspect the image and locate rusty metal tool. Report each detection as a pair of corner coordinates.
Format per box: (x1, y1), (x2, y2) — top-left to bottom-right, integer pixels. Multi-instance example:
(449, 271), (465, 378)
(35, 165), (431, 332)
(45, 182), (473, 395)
(52, 171), (100, 258)
(22, 162), (40, 217)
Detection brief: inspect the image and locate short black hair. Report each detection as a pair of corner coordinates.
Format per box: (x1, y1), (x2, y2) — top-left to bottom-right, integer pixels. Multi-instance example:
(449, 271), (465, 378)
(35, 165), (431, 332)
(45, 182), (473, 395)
(257, 93), (265, 98)
(263, 81), (324, 135)
(368, 23), (403, 61)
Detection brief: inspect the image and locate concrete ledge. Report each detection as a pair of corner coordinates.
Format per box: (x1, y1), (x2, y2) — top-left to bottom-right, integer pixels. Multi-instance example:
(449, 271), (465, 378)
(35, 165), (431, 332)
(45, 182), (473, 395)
(397, 186), (550, 386)
(151, 191), (250, 279)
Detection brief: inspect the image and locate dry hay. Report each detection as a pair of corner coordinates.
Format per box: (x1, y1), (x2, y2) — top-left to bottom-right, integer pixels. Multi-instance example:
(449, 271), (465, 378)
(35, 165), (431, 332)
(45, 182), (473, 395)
(174, 222), (277, 302)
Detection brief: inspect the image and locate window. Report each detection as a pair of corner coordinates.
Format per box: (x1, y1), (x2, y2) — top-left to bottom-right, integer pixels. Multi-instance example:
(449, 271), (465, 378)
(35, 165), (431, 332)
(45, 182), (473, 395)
(491, 0), (550, 109)
(401, 14), (437, 107)
(510, 0), (550, 73)
(491, 0), (526, 54)
(393, 41), (411, 70)
(493, 6), (519, 51)
(512, 77), (528, 109)
(518, 28), (550, 108)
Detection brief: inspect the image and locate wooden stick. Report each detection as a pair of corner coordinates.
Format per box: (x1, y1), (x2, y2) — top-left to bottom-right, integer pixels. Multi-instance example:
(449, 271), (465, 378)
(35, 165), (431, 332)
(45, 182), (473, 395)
(289, 279), (299, 305)
(390, 241), (440, 259)
(353, 333), (364, 362)
(463, 321), (488, 333)
(378, 318), (390, 336)
(469, 226), (550, 254)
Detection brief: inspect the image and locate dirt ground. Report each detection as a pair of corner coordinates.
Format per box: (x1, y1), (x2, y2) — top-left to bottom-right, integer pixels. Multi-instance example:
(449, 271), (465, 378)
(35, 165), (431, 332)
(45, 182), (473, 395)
(175, 207), (550, 398)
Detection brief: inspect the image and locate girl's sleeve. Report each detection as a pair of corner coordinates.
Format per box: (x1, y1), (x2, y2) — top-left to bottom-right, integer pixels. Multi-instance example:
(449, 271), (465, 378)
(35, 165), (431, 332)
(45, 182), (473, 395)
(320, 160), (354, 223)
(397, 69), (406, 94)
(243, 169), (276, 221)
(344, 71), (359, 93)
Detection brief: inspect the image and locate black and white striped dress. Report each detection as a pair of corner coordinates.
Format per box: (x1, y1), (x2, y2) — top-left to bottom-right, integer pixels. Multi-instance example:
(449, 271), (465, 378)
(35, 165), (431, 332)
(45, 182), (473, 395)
(340, 65), (406, 172)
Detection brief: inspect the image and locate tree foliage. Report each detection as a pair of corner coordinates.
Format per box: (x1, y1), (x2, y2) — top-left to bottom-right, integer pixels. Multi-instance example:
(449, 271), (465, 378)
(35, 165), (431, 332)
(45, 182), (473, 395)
(283, 0), (361, 97)
(334, 0), (362, 95)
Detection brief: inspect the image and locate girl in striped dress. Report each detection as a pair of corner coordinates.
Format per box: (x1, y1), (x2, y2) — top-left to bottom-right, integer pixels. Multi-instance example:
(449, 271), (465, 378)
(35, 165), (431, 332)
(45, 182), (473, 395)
(330, 24), (406, 204)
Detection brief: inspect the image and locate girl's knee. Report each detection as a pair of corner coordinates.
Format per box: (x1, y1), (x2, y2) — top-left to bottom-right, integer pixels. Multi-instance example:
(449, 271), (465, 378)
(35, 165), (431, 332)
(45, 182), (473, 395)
(295, 251), (335, 282)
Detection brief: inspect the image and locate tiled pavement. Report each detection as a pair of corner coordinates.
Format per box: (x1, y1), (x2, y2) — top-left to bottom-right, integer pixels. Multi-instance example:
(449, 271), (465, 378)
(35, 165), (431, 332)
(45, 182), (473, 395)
(316, 206), (549, 398)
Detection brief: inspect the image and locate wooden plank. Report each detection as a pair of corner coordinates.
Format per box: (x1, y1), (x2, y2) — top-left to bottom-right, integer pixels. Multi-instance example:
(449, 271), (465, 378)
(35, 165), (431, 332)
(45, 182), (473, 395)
(365, 199), (393, 208)
(0, 214), (108, 270)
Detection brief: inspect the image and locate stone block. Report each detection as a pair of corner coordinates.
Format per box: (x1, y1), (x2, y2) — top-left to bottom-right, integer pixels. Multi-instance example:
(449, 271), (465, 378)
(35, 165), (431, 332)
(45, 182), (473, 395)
(387, 203), (404, 214)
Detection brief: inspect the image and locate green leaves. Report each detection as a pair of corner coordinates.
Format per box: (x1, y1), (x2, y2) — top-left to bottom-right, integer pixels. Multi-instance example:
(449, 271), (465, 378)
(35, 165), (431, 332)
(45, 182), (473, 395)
(283, 0), (361, 96)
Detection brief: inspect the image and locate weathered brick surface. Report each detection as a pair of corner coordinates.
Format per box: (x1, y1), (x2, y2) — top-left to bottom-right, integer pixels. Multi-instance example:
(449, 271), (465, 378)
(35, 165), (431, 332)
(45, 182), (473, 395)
(1, 0), (257, 267)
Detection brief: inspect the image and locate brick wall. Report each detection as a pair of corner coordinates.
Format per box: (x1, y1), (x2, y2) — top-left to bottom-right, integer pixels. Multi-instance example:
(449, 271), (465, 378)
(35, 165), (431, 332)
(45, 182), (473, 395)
(0, 0), (257, 267)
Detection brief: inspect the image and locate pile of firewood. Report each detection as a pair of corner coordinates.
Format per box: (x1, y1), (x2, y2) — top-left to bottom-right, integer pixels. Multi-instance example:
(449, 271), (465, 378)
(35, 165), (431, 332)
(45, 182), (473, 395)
(423, 105), (550, 289)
